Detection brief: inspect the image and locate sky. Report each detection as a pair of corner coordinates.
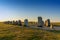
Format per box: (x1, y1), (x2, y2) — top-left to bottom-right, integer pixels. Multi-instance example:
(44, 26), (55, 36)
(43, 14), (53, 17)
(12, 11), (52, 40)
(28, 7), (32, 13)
(0, 0), (60, 22)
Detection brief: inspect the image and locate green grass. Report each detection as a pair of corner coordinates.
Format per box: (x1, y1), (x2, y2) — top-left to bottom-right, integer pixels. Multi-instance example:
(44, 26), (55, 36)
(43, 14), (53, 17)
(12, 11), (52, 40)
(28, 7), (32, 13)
(0, 22), (60, 40)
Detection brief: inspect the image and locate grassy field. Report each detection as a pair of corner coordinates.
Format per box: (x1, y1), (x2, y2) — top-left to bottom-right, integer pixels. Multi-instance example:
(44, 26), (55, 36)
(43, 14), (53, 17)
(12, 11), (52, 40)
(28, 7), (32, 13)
(0, 23), (60, 40)
(51, 22), (60, 26)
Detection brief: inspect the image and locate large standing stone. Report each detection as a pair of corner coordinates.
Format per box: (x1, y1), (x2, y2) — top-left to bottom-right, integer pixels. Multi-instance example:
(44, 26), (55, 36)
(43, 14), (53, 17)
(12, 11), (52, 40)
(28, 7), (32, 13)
(24, 19), (28, 27)
(12, 20), (16, 25)
(9, 21), (12, 24)
(45, 19), (50, 27)
(15, 21), (18, 25)
(50, 24), (53, 29)
(17, 20), (22, 26)
(38, 16), (44, 27)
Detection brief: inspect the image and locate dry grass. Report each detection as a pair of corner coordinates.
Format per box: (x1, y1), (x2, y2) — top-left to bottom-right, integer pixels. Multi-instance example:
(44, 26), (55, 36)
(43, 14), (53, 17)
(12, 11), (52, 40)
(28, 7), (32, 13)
(0, 22), (60, 40)
(51, 22), (60, 26)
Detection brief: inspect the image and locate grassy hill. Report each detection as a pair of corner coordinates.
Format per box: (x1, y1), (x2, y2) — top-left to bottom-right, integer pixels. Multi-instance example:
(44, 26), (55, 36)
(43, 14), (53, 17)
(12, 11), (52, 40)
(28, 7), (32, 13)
(0, 22), (60, 40)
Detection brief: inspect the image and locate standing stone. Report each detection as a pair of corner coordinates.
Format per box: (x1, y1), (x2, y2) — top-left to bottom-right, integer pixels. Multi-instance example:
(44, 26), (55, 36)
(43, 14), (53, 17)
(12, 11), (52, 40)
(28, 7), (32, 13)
(12, 20), (16, 25)
(45, 19), (50, 27)
(15, 21), (18, 25)
(50, 24), (53, 29)
(9, 21), (12, 24)
(17, 20), (22, 26)
(24, 19), (28, 27)
(38, 16), (44, 27)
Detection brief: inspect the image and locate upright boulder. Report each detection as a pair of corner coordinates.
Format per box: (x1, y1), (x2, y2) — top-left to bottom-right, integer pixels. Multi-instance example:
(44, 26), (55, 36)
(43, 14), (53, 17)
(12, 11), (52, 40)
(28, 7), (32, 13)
(24, 19), (29, 27)
(17, 20), (22, 26)
(45, 19), (50, 27)
(38, 16), (44, 27)
(12, 20), (16, 25)
(15, 21), (18, 25)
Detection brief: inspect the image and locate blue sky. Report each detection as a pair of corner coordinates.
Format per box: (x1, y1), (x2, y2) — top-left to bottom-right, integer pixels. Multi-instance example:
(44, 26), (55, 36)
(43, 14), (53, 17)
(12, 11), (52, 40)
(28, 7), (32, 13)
(0, 0), (60, 22)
